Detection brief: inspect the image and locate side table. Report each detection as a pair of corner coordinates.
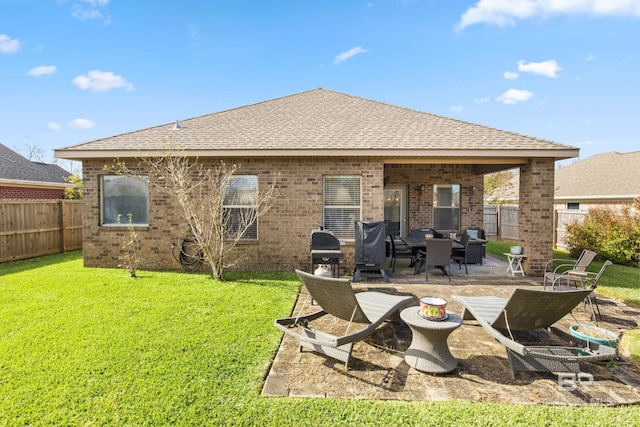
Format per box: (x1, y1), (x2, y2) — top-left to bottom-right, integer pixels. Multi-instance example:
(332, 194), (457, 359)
(504, 253), (526, 276)
(400, 308), (462, 374)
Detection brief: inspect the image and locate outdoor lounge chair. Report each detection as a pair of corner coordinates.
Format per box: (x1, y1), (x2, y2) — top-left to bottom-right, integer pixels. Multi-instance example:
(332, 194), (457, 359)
(543, 249), (597, 290)
(274, 269), (413, 369)
(453, 288), (617, 377)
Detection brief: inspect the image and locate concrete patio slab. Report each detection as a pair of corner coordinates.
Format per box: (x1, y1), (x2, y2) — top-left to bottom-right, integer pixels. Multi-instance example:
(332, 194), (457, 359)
(263, 256), (640, 405)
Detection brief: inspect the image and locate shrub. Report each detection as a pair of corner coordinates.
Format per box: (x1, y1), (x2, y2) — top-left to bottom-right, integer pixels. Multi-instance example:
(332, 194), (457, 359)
(565, 198), (640, 267)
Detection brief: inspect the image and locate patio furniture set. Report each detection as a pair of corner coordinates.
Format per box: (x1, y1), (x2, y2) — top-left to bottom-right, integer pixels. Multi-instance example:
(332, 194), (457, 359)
(276, 245), (616, 377)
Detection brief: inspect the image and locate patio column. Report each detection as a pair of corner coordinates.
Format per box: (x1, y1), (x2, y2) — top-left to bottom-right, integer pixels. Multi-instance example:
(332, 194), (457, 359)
(518, 158), (555, 276)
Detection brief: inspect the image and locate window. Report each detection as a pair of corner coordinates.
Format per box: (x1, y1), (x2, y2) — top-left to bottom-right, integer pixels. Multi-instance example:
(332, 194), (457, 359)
(323, 175), (361, 240)
(433, 184), (460, 231)
(101, 176), (149, 226)
(223, 175), (258, 240)
(567, 202), (580, 210)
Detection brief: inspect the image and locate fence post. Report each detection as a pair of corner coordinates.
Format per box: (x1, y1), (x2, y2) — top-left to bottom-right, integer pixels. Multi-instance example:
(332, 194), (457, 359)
(59, 200), (66, 253)
(497, 206), (501, 240)
(553, 209), (558, 249)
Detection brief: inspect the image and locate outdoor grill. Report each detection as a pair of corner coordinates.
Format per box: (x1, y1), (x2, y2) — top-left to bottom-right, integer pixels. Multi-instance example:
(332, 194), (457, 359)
(353, 220), (389, 282)
(310, 229), (343, 278)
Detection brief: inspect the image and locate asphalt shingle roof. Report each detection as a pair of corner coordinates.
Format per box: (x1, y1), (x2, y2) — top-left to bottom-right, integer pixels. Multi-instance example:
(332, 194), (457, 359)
(0, 143), (70, 184)
(56, 88), (577, 158)
(555, 151), (640, 198)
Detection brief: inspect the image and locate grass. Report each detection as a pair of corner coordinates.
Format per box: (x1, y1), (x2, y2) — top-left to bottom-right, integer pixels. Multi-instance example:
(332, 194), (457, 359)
(486, 240), (640, 307)
(1, 251), (640, 425)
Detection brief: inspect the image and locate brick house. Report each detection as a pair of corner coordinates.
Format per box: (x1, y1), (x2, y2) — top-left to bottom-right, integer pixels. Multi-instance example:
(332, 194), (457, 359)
(0, 142), (71, 200)
(55, 89), (578, 275)
(555, 151), (640, 212)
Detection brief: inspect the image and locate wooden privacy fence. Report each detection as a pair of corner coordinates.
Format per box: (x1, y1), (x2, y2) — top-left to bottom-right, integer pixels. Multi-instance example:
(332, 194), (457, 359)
(482, 205), (519, 241)
(483, 205), (586, 248)
(555, 210), (587, 250)
(0, 200), (83, 263)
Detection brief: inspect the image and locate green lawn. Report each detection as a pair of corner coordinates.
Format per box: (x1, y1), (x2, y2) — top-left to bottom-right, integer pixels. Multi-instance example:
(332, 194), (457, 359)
(1, 251), (639, 425)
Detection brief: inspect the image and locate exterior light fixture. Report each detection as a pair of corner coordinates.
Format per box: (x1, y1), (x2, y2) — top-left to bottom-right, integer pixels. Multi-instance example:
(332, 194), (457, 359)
(417, 185), (425, 192)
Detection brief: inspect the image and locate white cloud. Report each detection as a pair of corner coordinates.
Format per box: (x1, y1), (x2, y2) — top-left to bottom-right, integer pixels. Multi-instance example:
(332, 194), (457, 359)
(27, 65), (57, 77)
(0, 34), (20, 54)
(457, 0), (640, 30)
(72, 70), (134, 92)
(72, 6), (103, 20)
(585, 54), (597, 61)
(48, 122), (62, 131)
(82, 0), (110, 5)
(334, 46), (370, 65)
(518, 59), (562, 78)
(450, 105), (463, 113)
(69, 118), (96, 129)
(71, 0), (111, 24)
(503, 71), (519, 80)
(474, 96), (491, 103)
(496, 88), (534, 105)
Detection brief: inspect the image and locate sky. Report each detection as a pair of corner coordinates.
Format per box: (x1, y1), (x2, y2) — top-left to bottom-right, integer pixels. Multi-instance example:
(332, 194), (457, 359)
(2, 0), (640, 170)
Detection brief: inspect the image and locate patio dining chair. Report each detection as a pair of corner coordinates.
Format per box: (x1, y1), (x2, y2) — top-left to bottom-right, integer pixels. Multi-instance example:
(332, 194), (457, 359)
(453, 288), (617, 377)
(274, 270), (413, 369)
(451, 233), (470, 274)
(416, 238), (453, 281)
(387, 234), (414, 272)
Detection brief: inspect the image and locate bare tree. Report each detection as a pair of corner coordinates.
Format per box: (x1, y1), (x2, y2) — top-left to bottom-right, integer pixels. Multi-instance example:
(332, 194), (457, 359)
(110, 148), (278, 280)
(483, 170), (516, 205)
(14, 140), (46, 162)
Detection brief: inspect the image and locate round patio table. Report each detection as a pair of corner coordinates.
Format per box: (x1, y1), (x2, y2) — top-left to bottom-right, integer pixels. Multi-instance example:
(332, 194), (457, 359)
(400, 308), (462, 374)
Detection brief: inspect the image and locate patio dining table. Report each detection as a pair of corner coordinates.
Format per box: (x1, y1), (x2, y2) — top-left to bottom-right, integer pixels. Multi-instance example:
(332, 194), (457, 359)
(401, 237), (464, 275)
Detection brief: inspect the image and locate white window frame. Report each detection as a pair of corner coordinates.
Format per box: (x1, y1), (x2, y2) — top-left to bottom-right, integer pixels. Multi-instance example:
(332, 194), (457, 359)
(322, 175), (362, 241)
(223, 175), (258, 241)
(433, 184), (461, 232)
(100, 175), (149, 226)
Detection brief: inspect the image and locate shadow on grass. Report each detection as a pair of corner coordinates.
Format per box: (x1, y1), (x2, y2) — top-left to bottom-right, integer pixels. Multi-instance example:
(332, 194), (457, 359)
(0, 250), (83, 277)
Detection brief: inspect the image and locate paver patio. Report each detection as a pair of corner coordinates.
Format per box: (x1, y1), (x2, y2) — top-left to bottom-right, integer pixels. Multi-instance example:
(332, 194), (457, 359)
(263, 256), (640, 405)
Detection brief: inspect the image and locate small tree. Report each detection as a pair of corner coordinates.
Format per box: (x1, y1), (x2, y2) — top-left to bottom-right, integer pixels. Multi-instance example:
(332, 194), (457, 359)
(483, 170), (515, 205)
(117, 213), (142, 277)
(64, 174), (83, 199)
(110, 148), (278, 280)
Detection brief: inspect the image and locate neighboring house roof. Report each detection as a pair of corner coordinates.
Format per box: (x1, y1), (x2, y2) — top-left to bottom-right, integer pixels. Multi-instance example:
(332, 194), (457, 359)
(0, 142), (70, 188)
(555, 151), (640, 201)
(485, 151), (640, 203)
(55, 88), (578, 166)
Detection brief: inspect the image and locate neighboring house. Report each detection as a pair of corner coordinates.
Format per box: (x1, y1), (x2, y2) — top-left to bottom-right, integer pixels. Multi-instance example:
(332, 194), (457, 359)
(487, 151), (640, 210)
(0, 143), (71, 200)
(55, 88), (578, 275)
(555, 151), (640, 212)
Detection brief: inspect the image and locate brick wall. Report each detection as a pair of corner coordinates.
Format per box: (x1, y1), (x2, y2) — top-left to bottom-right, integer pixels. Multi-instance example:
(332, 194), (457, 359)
(81, 157), (385, 274)
(384, 164), (484, 232)
(519, 158), (555, 275)
(0, 186), (65, 200)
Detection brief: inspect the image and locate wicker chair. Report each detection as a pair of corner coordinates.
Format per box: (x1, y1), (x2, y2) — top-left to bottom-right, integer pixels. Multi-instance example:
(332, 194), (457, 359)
(274, 270), (413, 369)
(453, 288), (617, 377)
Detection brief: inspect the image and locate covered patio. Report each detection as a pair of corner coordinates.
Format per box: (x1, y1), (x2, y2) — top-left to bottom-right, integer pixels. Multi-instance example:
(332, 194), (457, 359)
(263, 257), (640, 405)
